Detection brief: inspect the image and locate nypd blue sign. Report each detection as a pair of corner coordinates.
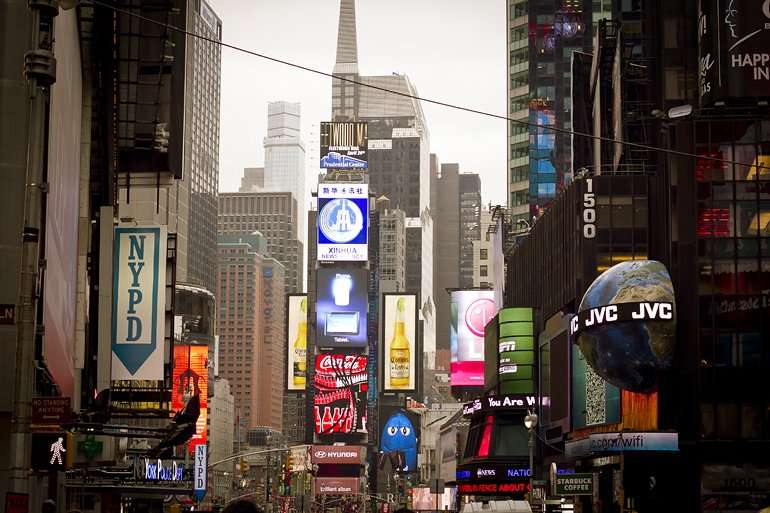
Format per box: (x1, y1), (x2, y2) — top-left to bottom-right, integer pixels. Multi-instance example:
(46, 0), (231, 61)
(317, 184), (368, 262)
(111, 226), (167, 380)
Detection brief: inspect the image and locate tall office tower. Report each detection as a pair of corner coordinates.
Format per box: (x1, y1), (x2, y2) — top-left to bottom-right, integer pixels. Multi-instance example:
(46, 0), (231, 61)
(459, 173), (482, 288)
(330, 0), (436, 359)
(217, 233), (285, 430)
(119, 0), (222, 294)
(209, 377), (235, 503)
(431, 159), (460, 354)
(506, 0), (602, 221)
(218, 191), (304, 295)
(239, 167), (265, 192)
(472, 207), (495, 289)
(263, 102), (307, 238)
(375, 196), (407, 293)
(431, 160), (482, 349)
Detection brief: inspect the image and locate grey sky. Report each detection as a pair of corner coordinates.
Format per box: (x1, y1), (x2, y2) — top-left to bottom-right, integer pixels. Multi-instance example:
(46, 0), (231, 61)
(211, 0), (507, 208)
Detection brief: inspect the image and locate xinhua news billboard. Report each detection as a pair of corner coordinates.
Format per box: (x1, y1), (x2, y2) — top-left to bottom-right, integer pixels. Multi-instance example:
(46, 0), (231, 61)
(313, 354), (368, 435)
(287, 294), (308, 391)
(320, 121), (368, 169)
(316, 268), (368, 348)
(451, 290), (497, 387)
(382, 294), (417, 392)
(172, 345), (208, 452)
(317, 184), (368, 262)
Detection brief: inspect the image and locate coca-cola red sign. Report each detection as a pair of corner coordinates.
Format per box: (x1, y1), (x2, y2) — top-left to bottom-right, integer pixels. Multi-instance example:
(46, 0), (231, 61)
(314, 354), (368, 435)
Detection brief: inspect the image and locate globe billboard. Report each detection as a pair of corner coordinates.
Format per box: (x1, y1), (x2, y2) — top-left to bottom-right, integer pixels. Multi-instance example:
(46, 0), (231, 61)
(570, 260), (676, 393)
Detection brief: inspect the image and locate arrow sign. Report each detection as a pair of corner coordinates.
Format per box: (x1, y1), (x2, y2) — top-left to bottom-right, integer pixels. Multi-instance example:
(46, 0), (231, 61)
(111, 226), (166, 379)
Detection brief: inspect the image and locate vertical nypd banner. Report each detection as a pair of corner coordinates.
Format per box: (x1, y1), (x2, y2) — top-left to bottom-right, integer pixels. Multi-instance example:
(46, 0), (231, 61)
(112, 226), (167, 380)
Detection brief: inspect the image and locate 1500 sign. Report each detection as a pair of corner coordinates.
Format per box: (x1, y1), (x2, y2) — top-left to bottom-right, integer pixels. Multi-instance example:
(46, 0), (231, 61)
(583, 178), (596, 239)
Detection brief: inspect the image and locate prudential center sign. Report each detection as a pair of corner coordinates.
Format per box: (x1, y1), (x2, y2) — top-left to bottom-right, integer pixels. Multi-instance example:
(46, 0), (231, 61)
(111, 226), (167, 380)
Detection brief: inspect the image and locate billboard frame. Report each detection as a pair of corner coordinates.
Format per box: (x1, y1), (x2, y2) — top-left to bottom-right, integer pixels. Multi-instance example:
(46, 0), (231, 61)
(380, 293), (420, 393)
(315, 267), (369, 349)
(286, 293), (308, 393)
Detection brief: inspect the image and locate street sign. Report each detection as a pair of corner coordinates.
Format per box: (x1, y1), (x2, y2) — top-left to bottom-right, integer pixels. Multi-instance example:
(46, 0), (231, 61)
(5, 493), (28, 513)
(194, 444), (207, 502)
(555, 473), (594, 496)
(31, 397), (71, 427)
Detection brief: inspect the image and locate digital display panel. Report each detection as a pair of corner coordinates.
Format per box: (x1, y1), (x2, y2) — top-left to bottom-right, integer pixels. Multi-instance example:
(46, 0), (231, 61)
(172, 344), (209, 452)
(450, 290), (497, 387)
(317, 184), (369, 262)
(382, 294), (417, 392)
(316, 268), (368, 348)
(412, 488), (457, 511)
(287, 295), (308, 391)
(320, 122), (368, 169)
(313, 354), (368, 435)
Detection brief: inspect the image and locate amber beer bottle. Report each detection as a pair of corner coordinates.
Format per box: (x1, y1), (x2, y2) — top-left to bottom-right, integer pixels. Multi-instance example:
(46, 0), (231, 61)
(389, 297), (411, 388)
(293, 297), (307, 387)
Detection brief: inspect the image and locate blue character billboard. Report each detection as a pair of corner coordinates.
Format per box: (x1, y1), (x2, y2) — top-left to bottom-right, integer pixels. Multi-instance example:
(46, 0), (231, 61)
(317, 184), (368, 262)
(380, 409), (418, 473)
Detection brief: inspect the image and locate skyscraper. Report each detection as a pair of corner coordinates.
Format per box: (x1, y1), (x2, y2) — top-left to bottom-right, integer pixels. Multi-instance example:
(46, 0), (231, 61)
(459, 173), (482, 289)
(217, 233), (285, 430)
(219, 191), (304, 295)
(506, 0), (603, 221)
(118, 0), (222, 294)
(330, 0), (436, 359)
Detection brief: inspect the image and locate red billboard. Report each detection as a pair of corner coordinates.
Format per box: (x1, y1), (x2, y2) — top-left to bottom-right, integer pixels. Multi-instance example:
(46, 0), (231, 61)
(172, 345), (208, 451)
(313, 354), (368, 435)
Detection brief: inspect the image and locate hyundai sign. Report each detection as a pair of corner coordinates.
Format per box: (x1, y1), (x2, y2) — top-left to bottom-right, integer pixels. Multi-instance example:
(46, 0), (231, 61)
(317, 184), (368, 262)
(112, 226), (166, 380)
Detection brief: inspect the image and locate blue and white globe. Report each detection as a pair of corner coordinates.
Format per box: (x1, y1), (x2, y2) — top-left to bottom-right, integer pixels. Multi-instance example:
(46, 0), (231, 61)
(575, 260), (676, 393)
(318, 198), (364, 243)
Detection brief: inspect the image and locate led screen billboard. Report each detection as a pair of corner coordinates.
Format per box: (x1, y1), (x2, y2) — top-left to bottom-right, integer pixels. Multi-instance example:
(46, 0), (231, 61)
(316, 268), (368, 348)
(313, 354), (368, 435)
(382, 294), (417, 392)
(380, 407), (420, 473)
(317, 184), (368, 262)
(287, 294), (308, 391)
(450, 290), (497, 387)
(320, 121), (368, 169)
(172, 345), (209, 451)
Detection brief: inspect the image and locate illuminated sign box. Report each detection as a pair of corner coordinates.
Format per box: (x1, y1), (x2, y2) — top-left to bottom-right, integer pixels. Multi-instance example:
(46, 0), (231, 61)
(317, 185), (368, 262)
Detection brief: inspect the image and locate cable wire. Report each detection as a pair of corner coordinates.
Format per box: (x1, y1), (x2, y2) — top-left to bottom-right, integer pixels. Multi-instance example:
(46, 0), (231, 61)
(87, 0), (768, 172)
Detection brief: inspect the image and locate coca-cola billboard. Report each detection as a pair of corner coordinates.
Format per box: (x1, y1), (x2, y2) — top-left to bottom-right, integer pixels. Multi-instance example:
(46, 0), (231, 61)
(314, 354), (368, 435)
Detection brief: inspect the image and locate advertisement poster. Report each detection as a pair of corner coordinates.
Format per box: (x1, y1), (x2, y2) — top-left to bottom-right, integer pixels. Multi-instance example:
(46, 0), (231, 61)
(112, 226), (167, 380)
(698, 0), (770, 105)
(172, 345), (208, 451)
(320, 121), (368, 169)
(380, 407), (419, 473)
(412, 488), (457, 511)
(450, 290), (497, 387)
(317, 184), (368, 262)
(382, 294), (417, 391)
(316, 268), (368, 348)
(313, 354), (368, 435)
(287, 294), (308, 391)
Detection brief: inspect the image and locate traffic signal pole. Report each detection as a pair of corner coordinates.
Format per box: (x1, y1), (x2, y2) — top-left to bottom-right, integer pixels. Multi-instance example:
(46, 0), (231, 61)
(9, 0), (58, 495)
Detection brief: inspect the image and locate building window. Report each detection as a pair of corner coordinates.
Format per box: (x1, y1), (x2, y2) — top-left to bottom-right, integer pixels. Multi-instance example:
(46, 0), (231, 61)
(480, 249), (488, 260)
(480, 265), (489, 277)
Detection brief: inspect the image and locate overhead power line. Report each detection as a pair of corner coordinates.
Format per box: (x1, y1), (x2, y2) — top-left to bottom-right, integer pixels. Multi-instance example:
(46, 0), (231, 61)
(88, 0), (767, 172)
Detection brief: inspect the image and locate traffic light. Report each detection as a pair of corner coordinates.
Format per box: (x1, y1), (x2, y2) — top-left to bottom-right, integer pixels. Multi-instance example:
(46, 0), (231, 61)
(286, 453), (293, 472)
(240, 458), (250, 473)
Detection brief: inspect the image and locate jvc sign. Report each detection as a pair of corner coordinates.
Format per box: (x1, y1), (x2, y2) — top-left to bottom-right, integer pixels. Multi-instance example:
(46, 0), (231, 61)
(112, 226), (166, 380)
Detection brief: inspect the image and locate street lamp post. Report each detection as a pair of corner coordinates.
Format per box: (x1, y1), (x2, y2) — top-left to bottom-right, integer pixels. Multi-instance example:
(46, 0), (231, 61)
(524, 411), (538, 499)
